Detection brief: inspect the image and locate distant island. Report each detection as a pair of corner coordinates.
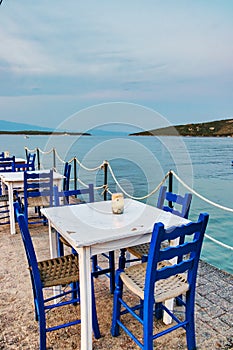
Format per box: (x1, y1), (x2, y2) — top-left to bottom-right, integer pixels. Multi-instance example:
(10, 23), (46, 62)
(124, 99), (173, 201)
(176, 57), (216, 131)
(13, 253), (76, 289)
(0, 130), (91, 136)
(130, 118), (233, 137)
(0, 120), (90, 135)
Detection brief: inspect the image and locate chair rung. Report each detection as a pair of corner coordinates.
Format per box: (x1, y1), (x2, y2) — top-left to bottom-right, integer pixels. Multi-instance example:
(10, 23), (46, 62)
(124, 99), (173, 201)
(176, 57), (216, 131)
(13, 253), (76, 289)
(46, 319), (81, 333)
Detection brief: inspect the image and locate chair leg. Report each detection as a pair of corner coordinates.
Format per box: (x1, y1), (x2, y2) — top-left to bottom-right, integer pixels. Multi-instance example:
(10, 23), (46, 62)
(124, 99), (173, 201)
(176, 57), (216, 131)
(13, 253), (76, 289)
(154, 302), (163, 319)
(57, 233), (64, 257)
(109, 251), (115, 294)
(91, 275), (101, 339)
(111, 271), (123, 337)
(118, 248), (126, 269)
(38, 304), (46, 350)
(91, 255), (98, 275)
(185, 290), (196, 350)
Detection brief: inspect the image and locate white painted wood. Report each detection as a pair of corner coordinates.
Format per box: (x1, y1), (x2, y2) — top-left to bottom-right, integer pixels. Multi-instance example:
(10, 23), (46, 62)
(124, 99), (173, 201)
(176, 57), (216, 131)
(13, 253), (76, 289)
(0, 170), (64, 234)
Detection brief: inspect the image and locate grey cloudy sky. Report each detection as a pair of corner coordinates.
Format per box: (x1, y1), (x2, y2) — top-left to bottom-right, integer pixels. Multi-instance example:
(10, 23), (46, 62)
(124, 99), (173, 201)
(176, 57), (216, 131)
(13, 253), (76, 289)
(0, 0), (233, 132)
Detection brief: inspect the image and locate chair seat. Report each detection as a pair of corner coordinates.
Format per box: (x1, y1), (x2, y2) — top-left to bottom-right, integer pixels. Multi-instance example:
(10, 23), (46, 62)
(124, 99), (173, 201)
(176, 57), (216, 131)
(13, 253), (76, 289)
(127, 241), (169, 259)
(22, 196), (51, 207)
(61, 196), (84, 206)
(127, 243), (150, 259)
(120, 261), (189, 303)
(38, 254), (79, 288)
(59, 235), (72, 247)
(0, 194), (9, 202)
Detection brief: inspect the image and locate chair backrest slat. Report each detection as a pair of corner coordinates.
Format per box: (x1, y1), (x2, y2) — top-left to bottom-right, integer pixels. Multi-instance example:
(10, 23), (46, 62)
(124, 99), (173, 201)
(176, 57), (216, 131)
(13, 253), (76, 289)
(54, 184), (94, 206)
(63, 162), (71, 191)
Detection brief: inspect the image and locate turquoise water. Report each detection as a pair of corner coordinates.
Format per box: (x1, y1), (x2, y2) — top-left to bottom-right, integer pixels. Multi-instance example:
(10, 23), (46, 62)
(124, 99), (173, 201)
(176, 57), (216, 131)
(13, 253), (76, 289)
(1, 134), (232, 274)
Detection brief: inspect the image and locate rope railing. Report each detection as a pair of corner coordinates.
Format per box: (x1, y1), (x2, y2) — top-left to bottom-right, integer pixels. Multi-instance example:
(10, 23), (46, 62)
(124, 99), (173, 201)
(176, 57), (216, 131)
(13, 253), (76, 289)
(107, 162), (169, 200)
(171, 170), (233, 213)
(25, 147), (233, 251)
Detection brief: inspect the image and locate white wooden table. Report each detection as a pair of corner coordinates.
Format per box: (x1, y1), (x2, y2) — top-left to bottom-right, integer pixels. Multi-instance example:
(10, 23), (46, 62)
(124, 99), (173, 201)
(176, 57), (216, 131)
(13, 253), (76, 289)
(0, 170), (64, 234)
(41, 198), (190, 350)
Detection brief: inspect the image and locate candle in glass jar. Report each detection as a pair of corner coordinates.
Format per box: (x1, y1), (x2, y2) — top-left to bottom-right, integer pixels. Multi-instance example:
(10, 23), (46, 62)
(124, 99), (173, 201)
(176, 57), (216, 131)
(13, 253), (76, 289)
(112, 193), (124, 214)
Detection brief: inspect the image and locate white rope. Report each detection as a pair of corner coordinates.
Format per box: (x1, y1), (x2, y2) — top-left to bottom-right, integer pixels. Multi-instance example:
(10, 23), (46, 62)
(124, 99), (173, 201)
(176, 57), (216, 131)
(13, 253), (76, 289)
(24, 146), (233, 252)
(54, 149), (66, 164)
(108, 163), (170, 200)
(75, 157), (104, 172)
(25, 146), (37, 153)
(76, 178), (104, 191)
(171, 170), (233, 213)
(205, 234), (233, 251)
(171, 170), (233, 251)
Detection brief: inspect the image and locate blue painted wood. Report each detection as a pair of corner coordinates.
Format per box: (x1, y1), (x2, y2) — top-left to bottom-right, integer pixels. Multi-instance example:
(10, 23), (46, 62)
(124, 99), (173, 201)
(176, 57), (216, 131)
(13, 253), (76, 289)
(0, 156), (15, 172)
(23, 170), (53, 225)
(111, 212), (209, 350)
(15, 153), (36, 171)
(157, 185), (192, 219)
(63, 162), (71, 191)
(14, 201), (100, 350)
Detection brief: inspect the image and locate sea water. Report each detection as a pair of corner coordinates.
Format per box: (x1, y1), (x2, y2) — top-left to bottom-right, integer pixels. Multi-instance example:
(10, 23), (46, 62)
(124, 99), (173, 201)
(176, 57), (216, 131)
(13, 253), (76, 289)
(0, 134), (232, 274)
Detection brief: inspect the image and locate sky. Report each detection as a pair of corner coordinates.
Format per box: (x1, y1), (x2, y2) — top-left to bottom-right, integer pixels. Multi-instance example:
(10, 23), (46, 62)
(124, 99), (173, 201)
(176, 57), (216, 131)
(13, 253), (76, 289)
(0, 0), (233, 133)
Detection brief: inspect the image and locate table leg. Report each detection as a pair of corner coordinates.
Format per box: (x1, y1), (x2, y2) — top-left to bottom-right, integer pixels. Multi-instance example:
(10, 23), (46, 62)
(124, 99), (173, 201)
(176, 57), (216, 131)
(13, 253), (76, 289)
(79, 247), (92, 350)
(7, 183), (16, 234)
(48, 223), (58, 258)
(48, 223), (62, 297)
(163, 238), (179, 324)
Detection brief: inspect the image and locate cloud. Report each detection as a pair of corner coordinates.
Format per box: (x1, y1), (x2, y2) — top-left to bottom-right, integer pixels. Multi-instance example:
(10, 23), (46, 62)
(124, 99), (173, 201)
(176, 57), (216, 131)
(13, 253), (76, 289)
(0, 0), (233, 126)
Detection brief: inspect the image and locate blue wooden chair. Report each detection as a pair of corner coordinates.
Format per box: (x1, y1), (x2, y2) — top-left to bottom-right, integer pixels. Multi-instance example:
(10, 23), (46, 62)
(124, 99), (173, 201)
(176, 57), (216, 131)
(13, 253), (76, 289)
(111, 212), (209, 350)
(126, 186), (192, 262)
(53, 184), (115, 294)
(22, 170), (53, 225)
(0, 194), (10, 225)
(15, 153), (36, 171)
(14, 202), (100, 350)
(157, 185), (192, 218)
(0, 155), (15, 172)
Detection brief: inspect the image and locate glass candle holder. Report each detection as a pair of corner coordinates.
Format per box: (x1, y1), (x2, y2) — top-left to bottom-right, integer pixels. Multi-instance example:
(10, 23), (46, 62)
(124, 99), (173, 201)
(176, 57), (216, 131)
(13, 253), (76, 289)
(112, 193), (124, 214)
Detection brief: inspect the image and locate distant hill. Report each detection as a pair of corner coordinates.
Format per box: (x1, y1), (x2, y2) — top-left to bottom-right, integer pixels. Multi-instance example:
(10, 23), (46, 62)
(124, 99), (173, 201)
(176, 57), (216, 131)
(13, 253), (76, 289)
(0, 120), (90, 135)
(130, 118), (233, 137)
(0, 119), (53, 132)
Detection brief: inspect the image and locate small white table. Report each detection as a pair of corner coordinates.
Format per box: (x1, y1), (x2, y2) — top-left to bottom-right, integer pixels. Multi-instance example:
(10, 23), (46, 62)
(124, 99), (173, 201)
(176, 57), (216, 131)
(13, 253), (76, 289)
(0, 170), (64, 234)
(41, 199), (190, 350)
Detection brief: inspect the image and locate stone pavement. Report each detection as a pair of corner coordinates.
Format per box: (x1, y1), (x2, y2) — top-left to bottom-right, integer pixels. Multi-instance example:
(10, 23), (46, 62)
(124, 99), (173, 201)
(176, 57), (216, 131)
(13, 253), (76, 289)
(195, 260), (233, 349)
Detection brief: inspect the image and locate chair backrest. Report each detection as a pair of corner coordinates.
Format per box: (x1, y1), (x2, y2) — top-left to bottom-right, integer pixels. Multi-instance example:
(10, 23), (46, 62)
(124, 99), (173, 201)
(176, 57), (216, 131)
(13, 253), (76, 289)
(26, 153), (36, 171)
(15, 153), (36, 172)
(54, 183), (94, 206)
(157, 186), (192, 219)
(14, 202), (44, 299)
(145, 212), (209, 304)
(63, 162), (71, 191)
(23, 170), (53, 220)
(0, 156), (15, 172)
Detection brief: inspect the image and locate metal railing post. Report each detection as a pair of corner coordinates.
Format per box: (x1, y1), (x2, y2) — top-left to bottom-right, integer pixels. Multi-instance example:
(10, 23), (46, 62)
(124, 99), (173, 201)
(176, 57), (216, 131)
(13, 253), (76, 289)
(74, 158), (77, 191)
(36, 148), (40, 170)
(168, 170), (173, 208)
(103, 161), (108, 201)
(53, 148), (56, 169)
